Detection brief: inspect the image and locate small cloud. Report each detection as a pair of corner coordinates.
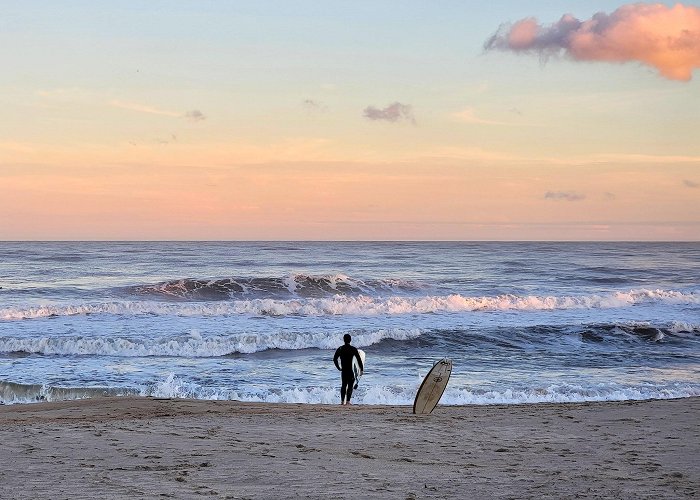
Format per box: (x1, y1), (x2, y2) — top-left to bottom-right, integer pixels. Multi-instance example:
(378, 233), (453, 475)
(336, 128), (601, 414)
(544, 191), (585, 201)
(683, 179), (699, 188)
(184, 110), (206, 122)
(363, 102), (415, 124)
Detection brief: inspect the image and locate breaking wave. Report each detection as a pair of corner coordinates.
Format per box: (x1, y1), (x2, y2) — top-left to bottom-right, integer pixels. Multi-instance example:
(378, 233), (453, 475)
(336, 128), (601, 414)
(131, 274), (425, 300)
(1, 288), (698, 320)
(0, 380), (135, 404)
(0, 322), (696, 358)
(142, 375), (700, 406)
(2, 374), (698, 406)
(0, 328), (422, 357)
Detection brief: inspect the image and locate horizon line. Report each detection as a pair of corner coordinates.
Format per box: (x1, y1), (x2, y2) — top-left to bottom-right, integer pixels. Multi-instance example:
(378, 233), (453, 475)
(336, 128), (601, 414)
(1, 239), (698, 244)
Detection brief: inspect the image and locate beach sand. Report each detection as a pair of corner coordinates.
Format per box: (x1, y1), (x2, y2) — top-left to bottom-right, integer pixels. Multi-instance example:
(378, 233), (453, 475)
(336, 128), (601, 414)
(0, 397), (697, 499)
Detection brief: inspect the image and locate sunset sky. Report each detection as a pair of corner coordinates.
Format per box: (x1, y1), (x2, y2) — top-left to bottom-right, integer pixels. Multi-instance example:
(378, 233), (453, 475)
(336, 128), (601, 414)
(1, 1), (699, 240)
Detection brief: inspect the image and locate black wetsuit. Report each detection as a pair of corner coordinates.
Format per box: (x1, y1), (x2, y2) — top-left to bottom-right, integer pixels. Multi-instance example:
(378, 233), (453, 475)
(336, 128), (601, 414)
(333, 344), (364, 403)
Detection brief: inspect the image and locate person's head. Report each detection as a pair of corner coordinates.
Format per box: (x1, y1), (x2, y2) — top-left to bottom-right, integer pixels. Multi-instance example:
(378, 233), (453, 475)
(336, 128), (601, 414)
(343, 334), (351, 344)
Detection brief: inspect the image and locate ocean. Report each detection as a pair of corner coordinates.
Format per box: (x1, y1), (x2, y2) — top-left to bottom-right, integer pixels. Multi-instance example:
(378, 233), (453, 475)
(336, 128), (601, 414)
(0, 241), (698, 406)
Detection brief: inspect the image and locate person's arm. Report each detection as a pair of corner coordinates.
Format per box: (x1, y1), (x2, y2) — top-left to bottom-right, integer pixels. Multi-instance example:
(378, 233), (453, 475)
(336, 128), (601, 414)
(333, 347), (342, 371)
(354, 348), (363, 373)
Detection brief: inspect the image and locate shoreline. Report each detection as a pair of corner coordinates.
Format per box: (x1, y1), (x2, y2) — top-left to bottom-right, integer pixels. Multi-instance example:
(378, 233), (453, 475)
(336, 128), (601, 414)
(1, 397), (698, 499)
(1, 393), (699, 412)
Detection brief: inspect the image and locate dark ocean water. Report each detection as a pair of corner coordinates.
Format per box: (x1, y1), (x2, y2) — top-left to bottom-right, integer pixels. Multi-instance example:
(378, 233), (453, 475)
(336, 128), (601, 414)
(0, 241), (698, 405)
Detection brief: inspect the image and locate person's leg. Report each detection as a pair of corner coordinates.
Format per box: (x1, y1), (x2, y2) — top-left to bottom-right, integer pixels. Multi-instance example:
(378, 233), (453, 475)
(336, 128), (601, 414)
(340, 380), (347, 404)
(345, 376), (355, 403)
(341, 372), (352, 404)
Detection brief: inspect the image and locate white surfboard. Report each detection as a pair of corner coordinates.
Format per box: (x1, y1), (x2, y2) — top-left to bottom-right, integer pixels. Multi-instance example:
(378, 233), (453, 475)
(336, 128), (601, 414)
(353, 349), (366, 389)
(413, 358), (452, 415)
(339, 349), (366, 388)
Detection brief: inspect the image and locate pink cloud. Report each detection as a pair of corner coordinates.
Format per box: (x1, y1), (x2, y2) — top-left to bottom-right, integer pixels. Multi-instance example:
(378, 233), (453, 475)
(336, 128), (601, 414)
(485, 3), (700, 81)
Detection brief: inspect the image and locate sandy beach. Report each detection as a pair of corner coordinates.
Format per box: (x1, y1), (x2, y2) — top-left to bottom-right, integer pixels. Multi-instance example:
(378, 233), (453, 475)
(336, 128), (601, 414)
(0, 397), (697, 499)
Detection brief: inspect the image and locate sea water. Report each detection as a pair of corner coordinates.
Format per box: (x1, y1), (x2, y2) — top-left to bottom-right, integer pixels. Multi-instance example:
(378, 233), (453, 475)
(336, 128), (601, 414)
(0, 241), (698, 405)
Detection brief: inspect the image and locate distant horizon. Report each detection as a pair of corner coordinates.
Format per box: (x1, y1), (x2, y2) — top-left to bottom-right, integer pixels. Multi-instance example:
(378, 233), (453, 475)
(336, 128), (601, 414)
(2, 239), (698, 244)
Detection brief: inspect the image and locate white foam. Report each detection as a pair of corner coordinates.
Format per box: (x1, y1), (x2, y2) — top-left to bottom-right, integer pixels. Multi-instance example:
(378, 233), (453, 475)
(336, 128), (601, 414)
(439, 384), (700, 405)
(0, 328), (422, 356)
(668, 321), (700, 335)
(140, 374), (700, 406)
(3, 373), (698, 406)
(282, 275), (297, 294)
(141, 373), (228, 400)
(1, 288), (698, 320)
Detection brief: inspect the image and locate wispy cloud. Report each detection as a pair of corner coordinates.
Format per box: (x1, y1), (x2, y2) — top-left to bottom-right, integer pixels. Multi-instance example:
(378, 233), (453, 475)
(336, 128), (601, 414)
(544, 191), (585, 201)
(363, 102), (415, 124)
(485, 3), (700, 81)
(684, 179), (699, 188)
(111, 101), (206, 122)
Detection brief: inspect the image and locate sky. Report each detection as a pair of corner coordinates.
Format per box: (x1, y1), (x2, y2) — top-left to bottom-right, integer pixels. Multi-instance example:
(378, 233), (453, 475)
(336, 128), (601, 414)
(1, 1), (699, 241)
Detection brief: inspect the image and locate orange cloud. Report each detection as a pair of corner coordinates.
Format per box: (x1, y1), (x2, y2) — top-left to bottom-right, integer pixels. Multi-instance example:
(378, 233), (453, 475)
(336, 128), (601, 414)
(485, 3), (700, 81)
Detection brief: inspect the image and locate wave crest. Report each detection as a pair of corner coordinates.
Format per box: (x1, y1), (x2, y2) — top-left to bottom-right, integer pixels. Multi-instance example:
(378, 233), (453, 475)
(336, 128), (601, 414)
(0, 380), (133, 404)
(2, 288), (698, 320)
(0, 328), (421, 357)
(131, 274), (424, 300)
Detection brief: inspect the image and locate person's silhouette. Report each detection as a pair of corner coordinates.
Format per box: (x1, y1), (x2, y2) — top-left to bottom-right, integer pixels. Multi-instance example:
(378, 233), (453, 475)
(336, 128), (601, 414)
(333, 334), (364, 405)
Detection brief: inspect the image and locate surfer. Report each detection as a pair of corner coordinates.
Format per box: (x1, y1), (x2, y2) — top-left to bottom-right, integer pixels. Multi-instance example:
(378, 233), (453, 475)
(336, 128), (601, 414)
(333, 334), (364, 405)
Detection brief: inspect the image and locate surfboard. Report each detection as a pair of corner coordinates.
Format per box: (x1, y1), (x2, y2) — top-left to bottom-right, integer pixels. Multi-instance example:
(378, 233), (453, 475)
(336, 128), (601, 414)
(338, 348), (365, 388)
(413, 358), (452, 415)
(353, 349), (366, 389)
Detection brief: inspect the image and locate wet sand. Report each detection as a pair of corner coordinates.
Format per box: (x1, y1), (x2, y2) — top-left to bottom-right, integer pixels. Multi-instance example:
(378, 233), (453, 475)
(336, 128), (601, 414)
(0, 397), (698, 499)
